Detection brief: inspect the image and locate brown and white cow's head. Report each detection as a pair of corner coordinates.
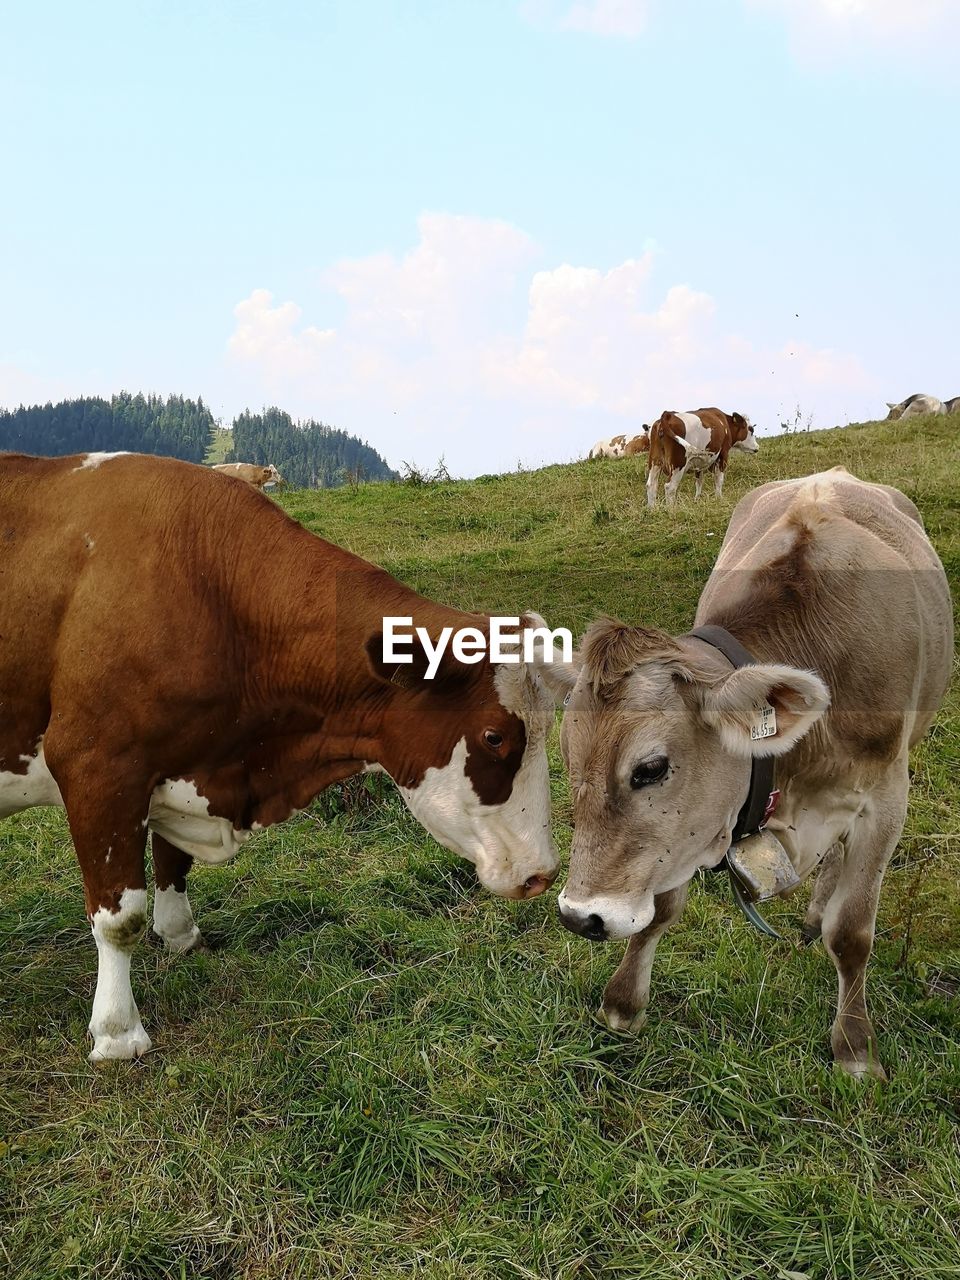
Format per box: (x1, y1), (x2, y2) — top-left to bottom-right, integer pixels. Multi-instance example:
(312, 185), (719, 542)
(729, 413), (759, 454)
(366, 614), (562, 900)
(545, 621), (828, 939)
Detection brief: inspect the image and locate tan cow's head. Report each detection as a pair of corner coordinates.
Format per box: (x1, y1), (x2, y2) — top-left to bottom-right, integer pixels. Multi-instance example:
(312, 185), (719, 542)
(545, 621), (828, 939)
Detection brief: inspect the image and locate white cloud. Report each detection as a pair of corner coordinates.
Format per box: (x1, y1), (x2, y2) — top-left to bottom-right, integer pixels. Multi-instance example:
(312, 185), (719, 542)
(523, 0), (959, 50)
(227, 213), (877, 475)
(560, 0), (650, 38)
(520, 0), (649, 37)
(745, 0), (959, 54)
(229, 290), (335, 375)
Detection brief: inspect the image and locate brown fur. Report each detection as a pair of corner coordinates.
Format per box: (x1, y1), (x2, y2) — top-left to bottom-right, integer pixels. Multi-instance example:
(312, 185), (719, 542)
(0, 452), (543, 920)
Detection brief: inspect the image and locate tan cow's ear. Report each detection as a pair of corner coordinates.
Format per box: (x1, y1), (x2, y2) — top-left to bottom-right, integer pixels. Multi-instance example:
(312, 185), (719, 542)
(697, 663), (830, 758)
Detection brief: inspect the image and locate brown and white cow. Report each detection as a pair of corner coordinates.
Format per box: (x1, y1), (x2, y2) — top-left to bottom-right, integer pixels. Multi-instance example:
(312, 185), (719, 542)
(696, 407), (758, 458)
(884, 394), (947, 421)
(646, 409), (753, 508)
(545, 469), (952, 1078)
(0, 452), (561, 1061)
(624, 430), (650, 456)
(588, 435), (628, 459)
(213, 461), (284, 488)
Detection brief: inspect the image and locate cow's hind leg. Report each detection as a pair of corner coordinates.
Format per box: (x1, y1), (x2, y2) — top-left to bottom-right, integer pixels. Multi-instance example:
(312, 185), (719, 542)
(599, 883), (689, 1032)
(152, 834), (204, 953)
(821, 781), (907, 1081)
(664, 464), (687, 508)
(646, 463), (661, 509)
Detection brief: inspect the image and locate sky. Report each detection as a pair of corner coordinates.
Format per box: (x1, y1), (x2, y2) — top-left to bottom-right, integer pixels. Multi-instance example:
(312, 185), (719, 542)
(1, 0), (957, 476)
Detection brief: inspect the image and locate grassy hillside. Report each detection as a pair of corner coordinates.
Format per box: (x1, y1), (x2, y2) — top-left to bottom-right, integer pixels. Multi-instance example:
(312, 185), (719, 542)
(205, 427), (234, 464)
(2, 416), (958, 1279)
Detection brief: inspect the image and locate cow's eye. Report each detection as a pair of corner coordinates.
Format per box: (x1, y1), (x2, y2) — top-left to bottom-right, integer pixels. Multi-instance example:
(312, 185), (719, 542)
(483, 730), (504, 750)
(630, 757), (669, 788)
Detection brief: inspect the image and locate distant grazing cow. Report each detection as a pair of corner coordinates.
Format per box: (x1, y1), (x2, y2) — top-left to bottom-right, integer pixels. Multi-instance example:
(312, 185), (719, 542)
(696, 407), (758, 457)
(588, 435), (628, 459)
(624, 430), (650, 456)
(945, 396), (960, 415)
(213, 461), (284, 489)
(1, 452), (561, 1061)
(547, 468), (952, 1079)
(885, 394), (946, 421)
(646, 408), (757, 508)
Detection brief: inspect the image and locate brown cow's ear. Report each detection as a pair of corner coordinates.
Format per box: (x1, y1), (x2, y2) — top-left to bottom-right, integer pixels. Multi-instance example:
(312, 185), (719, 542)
(364, 631), (472, 691)
(697, 663), (830, 758)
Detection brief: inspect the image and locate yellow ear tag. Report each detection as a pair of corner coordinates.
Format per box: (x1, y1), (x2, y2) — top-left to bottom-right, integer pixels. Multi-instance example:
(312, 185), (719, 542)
(750, 703), (777, 741)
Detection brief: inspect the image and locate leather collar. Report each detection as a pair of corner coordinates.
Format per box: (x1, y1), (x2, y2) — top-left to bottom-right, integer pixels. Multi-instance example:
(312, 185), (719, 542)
(685, 623), (777, 846)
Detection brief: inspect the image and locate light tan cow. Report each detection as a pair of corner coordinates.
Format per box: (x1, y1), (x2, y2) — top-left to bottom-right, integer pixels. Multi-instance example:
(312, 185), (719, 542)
(213, 461), (284, 489)
(545, 468), (952, 1079)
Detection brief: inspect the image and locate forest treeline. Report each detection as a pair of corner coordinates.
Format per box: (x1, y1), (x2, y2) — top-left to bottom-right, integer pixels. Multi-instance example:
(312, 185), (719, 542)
(0, 393), (215, 463)
(228, 408), (397, 488)
(0, 394), (397, 487)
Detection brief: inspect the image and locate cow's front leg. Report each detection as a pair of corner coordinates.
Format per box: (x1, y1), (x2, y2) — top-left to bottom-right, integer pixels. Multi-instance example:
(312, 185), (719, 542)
(599, 883), (689, 1032)
(713, 466), (726, 497)
(46, 741), (153, 1061)
(821, 781), (907, 1081)
(70, 804), (151, 1060)
(152, 834), (204, 952)
(802, 842), (843, 944)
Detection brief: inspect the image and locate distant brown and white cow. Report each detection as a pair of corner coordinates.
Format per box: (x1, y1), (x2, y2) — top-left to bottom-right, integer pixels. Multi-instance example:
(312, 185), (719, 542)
(545, 468), (952, 1079)
(624, 430), (650, 456)
(1, 452), (560, 1061)
(646, 408), (757, 508)
(884, 394), (947, 421)
(213, 461), (284, 489)
(588, 435), (628, 459)
(945, 396), (960, 415)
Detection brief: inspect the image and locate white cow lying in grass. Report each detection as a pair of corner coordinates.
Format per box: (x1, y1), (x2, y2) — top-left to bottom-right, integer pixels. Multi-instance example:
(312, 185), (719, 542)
(885, 394), (946, 421)
(588, 435), (628, 459)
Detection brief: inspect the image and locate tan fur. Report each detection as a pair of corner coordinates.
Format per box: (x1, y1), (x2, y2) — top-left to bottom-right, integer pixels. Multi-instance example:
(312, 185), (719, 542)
(212, 461), (283, 489)
(559, 468), (953, 1078)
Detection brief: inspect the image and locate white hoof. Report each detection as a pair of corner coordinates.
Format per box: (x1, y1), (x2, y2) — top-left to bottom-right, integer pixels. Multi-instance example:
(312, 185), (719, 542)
(88, 1024), (152, 1062)
(160, 925), (204, 954)
(596, 1005), (648, 1034)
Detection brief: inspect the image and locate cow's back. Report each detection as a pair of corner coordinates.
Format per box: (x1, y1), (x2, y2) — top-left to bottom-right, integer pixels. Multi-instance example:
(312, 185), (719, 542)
(0, 452), (339, 761)
(700, 467), (953, 751)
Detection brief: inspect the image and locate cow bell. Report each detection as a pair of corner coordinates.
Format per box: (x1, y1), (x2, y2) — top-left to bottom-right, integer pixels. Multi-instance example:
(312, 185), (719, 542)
(725, 830), (801, 940)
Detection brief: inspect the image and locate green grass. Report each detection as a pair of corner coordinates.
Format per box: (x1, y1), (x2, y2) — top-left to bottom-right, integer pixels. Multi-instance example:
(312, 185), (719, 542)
(205, 429), (234, 465)
(2, 416), (958, 1279)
